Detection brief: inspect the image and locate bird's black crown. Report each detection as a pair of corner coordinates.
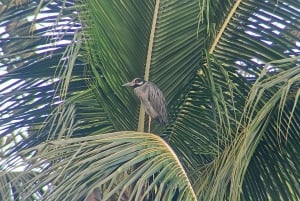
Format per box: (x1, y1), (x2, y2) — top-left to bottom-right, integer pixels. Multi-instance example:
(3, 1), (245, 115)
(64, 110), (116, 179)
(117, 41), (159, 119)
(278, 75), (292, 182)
(133, 78), (145, 87)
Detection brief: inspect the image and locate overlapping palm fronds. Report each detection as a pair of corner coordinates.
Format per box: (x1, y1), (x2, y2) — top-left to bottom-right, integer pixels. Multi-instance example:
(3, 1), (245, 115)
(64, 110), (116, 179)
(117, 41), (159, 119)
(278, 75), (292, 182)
(1, 0), (299, 200)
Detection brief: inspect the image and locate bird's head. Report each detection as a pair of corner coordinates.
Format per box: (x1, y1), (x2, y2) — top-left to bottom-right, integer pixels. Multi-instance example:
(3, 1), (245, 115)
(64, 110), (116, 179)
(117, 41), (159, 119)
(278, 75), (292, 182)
(122, 78), (145, 88)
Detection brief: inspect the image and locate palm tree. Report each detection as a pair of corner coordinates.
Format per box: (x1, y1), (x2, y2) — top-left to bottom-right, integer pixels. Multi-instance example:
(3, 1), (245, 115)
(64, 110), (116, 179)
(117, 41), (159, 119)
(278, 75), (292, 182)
(1, 0), (299, 200)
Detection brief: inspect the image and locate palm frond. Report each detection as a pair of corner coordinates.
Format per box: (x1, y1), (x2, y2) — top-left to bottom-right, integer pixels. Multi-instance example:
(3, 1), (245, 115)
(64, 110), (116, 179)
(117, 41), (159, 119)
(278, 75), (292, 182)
(207, 1), (300, 199)
(4, 132), (197, 201)
(239, 58), (300, 201)
(0, 0), (82, 145)
(1, 0), (300, 200)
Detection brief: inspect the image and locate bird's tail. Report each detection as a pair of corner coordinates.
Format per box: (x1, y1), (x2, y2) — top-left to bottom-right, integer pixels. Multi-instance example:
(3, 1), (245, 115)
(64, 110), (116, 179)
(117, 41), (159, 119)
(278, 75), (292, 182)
(158, 117), (168, 127)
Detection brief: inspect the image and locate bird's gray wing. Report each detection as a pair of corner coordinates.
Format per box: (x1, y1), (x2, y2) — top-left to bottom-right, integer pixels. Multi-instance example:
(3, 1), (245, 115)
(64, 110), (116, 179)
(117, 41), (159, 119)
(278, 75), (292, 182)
(147, 82), (168, 126)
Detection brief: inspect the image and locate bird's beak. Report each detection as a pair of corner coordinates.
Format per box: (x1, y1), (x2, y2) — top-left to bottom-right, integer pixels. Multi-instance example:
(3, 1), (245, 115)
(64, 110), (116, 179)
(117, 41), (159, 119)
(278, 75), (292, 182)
(122, 81), (134, 87)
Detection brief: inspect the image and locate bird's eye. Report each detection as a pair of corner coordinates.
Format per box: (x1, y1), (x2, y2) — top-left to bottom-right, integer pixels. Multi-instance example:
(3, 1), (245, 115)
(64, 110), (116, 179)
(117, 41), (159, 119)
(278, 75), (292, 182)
(135, 79), (141, 83)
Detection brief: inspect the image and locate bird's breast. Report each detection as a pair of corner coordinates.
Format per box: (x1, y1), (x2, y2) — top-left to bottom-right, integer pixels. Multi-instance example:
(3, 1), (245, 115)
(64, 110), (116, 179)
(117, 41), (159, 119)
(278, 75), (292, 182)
(134, 86), (159, 118)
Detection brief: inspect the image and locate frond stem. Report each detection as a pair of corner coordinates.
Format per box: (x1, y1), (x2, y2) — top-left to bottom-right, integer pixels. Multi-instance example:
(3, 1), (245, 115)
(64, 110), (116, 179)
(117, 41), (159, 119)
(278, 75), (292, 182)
(209, 0), (242, 54)
(138, 0), (160, 132)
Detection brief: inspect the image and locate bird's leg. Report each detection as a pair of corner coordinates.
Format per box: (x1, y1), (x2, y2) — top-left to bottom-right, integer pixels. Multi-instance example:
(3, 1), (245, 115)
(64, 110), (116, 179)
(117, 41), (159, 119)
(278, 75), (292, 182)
(148, 116), (151, 133)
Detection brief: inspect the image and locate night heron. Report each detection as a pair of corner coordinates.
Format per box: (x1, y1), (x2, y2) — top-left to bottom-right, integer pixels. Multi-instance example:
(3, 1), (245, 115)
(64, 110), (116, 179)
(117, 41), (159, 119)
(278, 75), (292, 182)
(122, 78), (168, 133)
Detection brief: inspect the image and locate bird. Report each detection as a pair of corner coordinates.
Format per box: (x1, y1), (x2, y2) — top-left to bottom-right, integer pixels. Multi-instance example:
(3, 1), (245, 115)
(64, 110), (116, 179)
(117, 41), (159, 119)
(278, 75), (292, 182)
(122, 78), (168, 133)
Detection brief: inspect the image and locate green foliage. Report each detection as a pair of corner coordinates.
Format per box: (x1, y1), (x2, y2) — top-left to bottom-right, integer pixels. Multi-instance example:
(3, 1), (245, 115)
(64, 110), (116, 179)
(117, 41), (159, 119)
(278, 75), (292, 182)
(0, 0), (299, 200)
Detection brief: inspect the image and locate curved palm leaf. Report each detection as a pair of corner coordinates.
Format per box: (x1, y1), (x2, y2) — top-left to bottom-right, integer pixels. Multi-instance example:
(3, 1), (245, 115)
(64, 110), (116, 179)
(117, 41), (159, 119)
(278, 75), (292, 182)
(0, 0), (82, 148)
(5, 132), (196, 201)
(1, 0), (300, 201)
(206, 0), (300, 200)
